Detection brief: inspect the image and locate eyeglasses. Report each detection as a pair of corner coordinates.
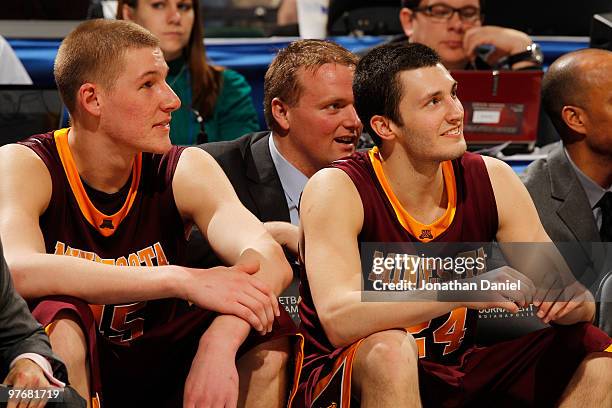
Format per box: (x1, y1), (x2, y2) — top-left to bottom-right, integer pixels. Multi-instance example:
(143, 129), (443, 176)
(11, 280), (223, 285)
(413, 3), (482, 23)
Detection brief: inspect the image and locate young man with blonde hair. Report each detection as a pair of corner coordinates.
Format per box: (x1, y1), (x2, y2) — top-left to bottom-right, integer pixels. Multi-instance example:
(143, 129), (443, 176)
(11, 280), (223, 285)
(0, 19), (294, 408)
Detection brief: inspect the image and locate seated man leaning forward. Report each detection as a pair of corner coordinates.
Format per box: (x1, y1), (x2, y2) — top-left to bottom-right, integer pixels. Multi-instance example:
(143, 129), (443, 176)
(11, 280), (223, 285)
(294, 42), (612, 407)
(0, 20), (294, 408)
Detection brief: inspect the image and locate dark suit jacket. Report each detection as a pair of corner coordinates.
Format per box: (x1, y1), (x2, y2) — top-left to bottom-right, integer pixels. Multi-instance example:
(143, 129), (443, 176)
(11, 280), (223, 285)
(204, 132), (290, 223)
(522, 143), (600, 244)
(0, 240), (67, 382)
(186, 131), (290, 267)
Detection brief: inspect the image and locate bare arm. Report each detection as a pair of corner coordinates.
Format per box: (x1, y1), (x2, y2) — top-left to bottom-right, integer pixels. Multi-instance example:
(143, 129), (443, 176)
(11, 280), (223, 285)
(174, 147), (292, 342)
(264, 221), (299, 256)
(175, 148), (294, 406)
(485, 156), (595, 324)
(463, 26), (537, 69)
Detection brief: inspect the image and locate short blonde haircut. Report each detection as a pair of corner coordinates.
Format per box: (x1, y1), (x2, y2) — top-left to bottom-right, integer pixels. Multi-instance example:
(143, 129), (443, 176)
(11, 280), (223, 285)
(54, 19), (159, 114)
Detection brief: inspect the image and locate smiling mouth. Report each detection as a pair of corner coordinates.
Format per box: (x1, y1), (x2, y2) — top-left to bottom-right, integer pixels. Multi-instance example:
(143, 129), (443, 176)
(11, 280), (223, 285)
(154, 121), (170, 128)
(441, 127), (462, 136)
(334, 136), (357, 145)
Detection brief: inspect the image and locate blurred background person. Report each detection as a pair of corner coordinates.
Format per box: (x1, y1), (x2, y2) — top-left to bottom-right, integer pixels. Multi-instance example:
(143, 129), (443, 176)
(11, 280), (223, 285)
(118, 0), (260, 144)
(276, 0), (297, 25)
(0, 35), (32, 85)
(399, 0), (542, 70)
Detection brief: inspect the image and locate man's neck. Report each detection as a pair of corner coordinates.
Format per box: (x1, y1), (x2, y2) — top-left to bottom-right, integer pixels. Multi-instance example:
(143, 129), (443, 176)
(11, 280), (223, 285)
(271, 132), (317, 178)
(68, 126), (137, 193)
(566, 144), (612, 189)
(379, 144), (447, 223)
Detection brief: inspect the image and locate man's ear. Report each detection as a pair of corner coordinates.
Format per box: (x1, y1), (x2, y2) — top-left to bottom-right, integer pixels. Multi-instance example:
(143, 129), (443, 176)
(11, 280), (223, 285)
(271, 97), (291, 132)
(122, 3), (135, 21)
(77, 83), (102, 118)
(370, 115), (397, 143)
(561, 106), (587, 136)
(399, 8), (415, 37)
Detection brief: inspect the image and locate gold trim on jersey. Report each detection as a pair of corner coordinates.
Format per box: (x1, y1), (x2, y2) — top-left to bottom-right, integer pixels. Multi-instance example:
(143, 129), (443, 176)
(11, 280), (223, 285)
(605, 343), (612, 353)
(287, 333), (305, 407)
(92, 393), (101, 408)
(310, 339), (363, 408)
(44, 321), (57, 336)
(368, 147), (457, 242)
(53, 128), (142, 237)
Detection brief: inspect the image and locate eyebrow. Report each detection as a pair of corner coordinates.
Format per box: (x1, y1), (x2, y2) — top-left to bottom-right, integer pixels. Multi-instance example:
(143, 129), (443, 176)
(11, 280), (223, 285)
(137, 71), (159, 80)
(419, 80), (458, 103)
(320, 96), (351, 105)
(136, 67), (169, 80)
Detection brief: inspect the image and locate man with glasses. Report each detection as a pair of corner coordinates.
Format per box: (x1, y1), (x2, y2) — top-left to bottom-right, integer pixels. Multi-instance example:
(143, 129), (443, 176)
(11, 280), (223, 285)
(399, 0), (542, 70)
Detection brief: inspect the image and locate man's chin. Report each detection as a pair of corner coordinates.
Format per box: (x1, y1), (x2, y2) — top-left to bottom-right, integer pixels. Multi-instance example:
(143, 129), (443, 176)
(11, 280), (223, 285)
(449, 139), (467, 159)
(146, 140), (173, 155)
(332, 141), (357, 155)
(437, 139), (467, 161)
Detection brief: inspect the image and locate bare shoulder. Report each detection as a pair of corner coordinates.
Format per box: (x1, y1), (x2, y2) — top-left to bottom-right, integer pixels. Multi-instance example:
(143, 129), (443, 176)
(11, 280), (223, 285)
(302, 168), (361, 207)
(0, 142), (45, 166)
(481, 155), (523, 189)
(173, 146), (228, 190)
(481, 156), (548, 241)
(481, 155), (515, 178)
(482, 155), (529, 197)
(173, 146), (238, 221)
(175, 146), (218, 174)
(0, 143), (52, 215)
(0, 143), (51, 189)
(301, 168), (364, 232)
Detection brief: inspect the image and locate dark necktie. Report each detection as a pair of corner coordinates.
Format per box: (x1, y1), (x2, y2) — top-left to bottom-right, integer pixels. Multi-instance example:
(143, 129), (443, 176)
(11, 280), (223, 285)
(596, 192), (612, 242)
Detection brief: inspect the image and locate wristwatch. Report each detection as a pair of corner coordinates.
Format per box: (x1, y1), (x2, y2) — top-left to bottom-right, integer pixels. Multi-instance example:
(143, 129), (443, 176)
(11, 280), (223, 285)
(497, 43), (544, 69)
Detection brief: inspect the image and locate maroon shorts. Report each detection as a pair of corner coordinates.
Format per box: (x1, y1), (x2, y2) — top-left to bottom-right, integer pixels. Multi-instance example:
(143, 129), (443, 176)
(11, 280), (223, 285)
(294, 323), (612, 408)
(32, 295), (296, 407)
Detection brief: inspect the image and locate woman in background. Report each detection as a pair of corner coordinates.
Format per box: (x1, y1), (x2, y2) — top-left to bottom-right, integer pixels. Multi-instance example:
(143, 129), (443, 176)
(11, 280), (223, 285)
(118, 0), (260, 144)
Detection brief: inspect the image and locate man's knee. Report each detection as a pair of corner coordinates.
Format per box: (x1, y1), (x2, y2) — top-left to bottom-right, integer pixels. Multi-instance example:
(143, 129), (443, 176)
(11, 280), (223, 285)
(579, 352), (612, 386)
(47, 312), (88, 367)
(238, 336), (291, 381)
(353, 330), (419, 384)
(236, 337), (291, 408)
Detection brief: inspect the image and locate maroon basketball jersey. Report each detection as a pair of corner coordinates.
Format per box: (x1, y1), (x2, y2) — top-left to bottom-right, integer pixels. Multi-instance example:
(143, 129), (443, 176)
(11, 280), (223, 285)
(19, 129), (191, 345)
(299, 149), (498, 365)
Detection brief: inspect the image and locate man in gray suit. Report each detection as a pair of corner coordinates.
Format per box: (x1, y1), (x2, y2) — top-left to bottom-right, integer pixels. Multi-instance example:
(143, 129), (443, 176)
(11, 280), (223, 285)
(187, 39), (361, 323)
(522, 48), (612, 331)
